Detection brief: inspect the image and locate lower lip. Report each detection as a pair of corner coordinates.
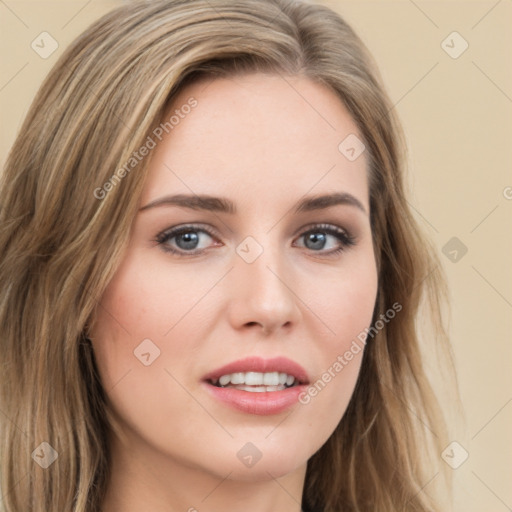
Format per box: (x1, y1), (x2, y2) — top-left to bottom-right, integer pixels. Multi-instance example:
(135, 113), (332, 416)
(203, 382), (307, 415)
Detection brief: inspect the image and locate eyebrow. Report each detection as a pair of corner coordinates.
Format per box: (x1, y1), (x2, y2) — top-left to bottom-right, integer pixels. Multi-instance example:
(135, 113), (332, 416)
(139, 192), (367, 215)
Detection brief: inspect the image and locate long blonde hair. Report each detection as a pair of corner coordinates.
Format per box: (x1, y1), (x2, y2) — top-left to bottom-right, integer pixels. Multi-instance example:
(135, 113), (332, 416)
(0, 1), (454, 511)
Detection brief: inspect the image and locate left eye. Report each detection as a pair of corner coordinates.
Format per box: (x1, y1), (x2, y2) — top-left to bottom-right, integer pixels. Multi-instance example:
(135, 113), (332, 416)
(155, 223), (356, 257)
(294, 225), (355, 253)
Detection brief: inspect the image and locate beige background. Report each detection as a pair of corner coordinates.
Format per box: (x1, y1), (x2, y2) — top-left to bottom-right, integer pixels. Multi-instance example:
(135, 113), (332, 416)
(1, 1), (511, 510)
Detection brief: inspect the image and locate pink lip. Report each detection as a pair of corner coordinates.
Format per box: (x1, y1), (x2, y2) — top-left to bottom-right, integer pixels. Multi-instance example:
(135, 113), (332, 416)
(202, 356), (309, 416)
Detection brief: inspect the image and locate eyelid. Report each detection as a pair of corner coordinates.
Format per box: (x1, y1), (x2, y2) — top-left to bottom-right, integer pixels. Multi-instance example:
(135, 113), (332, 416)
(155, 223), (219, 241)
(293, 221), (351, 238)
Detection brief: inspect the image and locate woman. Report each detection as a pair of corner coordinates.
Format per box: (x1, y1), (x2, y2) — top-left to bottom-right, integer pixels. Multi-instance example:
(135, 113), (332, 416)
(0, 0), (454, 511)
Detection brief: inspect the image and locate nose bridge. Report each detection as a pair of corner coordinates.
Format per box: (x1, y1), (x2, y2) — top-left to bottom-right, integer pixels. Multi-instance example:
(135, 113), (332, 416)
(240, 238), (284, 297)
(229, 232), (301, 333)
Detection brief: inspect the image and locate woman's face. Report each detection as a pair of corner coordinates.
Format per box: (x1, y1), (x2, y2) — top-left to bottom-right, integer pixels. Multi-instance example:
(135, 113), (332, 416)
(90, 73), (378, 482)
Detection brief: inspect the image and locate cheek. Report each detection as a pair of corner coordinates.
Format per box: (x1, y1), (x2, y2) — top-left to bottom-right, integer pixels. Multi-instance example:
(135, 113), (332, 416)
(307, 246), (378, 350)
(330, 266), (378, 348)
(91, 248), (208, 345)
(88, 246), (225, 408)
(87, 251), (205, 442)
(299, 251), (378, 421)
(88, 250), (172, 387)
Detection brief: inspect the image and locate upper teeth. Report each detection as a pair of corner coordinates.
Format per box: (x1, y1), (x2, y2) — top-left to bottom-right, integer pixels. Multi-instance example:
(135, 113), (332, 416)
(215, 372), (296, 387)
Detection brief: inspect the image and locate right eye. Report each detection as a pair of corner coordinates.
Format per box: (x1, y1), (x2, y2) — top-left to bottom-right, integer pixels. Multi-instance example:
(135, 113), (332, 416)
(154, 225), (221, 257)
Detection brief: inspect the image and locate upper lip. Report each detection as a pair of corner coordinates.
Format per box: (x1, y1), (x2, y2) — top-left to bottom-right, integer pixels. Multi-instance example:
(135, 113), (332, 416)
(203, 356), (309, 384)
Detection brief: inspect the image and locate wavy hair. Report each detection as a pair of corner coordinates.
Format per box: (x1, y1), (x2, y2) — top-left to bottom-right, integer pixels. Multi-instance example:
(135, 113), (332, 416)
(0, 0), (454, 511)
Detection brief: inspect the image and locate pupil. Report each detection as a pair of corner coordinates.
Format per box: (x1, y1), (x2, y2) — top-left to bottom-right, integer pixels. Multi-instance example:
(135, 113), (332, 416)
(306, 232), (325, 250)
(177, 231), (199, 250)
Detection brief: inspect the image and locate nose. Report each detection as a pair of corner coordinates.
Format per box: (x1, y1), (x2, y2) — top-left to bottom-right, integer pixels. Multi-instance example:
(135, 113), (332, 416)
(226, 241), (303, 337)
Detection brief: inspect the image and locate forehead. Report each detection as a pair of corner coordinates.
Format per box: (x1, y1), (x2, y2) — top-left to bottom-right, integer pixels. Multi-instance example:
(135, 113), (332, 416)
(140, 73), (369, 213)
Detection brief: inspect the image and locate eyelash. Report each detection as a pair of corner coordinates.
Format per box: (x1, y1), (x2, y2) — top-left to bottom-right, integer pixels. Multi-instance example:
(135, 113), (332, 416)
(154, 223), (356, 258)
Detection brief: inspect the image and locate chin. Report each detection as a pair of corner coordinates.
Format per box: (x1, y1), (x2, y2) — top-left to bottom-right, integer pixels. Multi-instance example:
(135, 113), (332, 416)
(207, 435), (312, 481)
(214, 457), (306, 482)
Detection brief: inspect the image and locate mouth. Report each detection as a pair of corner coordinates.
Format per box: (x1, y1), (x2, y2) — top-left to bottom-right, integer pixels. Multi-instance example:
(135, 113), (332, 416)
(202, 356), (309, 415)
(208, 371), (301, 392)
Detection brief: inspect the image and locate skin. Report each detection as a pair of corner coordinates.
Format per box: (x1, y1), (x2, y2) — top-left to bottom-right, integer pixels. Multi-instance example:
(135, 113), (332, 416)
(89, 72), (378, 512)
